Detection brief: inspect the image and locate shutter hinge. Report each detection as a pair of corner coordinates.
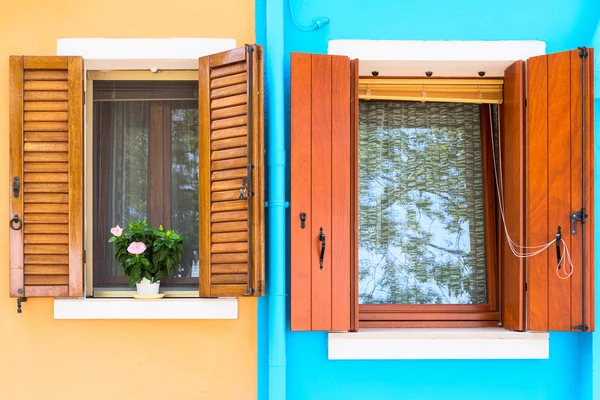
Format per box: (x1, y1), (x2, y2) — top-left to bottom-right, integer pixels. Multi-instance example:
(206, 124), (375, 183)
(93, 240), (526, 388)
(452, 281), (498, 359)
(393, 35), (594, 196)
(525, 282), (527, 292)
(573, 324), (589, 331)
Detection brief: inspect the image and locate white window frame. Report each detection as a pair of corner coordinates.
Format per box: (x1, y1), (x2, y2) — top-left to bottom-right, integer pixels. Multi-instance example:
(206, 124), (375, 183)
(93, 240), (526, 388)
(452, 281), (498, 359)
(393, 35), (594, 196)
(53, 38), (238, 319)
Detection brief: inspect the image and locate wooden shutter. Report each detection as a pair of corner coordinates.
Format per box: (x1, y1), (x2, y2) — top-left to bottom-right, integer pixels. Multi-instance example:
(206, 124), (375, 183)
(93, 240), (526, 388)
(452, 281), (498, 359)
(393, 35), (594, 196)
(500, 60), (526, 331)
(525, 49), (595, 332)
(9, 56), (84, 298)
(198, 45), (264, 297)
(290, 53), (354, 331)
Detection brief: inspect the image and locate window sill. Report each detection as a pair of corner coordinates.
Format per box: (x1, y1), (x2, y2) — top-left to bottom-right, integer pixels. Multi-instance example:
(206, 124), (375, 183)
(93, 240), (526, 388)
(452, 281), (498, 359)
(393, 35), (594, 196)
(328, 328), (549, 360)
(54, 298), (237, 320)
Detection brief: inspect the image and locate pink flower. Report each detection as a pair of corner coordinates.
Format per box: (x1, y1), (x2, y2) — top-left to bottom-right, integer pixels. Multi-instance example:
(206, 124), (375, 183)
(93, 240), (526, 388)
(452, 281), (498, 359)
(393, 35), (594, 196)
(110, 225), (123, 237)
(127, 242), (146, 255)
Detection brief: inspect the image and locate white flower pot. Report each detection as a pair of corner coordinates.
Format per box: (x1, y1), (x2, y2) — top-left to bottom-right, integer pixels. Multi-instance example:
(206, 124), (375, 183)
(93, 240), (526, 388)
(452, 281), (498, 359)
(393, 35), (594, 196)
(136, 278), (160, 295)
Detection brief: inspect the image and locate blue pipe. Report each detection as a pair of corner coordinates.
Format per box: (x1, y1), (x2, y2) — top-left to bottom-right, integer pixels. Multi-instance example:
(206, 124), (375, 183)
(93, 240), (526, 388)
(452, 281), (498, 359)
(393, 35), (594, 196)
(265, 0), (286, 399)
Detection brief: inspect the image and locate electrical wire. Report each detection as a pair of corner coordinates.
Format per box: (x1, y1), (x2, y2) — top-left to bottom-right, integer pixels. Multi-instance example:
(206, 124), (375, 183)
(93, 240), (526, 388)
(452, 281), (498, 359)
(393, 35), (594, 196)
(287, 0), (329, 31)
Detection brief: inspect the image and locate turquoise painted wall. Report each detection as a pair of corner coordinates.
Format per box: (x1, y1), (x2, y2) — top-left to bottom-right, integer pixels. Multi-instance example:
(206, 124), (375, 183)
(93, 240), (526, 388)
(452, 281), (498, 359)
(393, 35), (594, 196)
(258, 1), (600, 399)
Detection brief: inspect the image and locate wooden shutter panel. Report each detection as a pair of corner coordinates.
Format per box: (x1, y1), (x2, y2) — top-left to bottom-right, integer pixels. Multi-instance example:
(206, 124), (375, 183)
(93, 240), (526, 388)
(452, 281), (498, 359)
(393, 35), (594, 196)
(500, 60), (526, 331)
(198, 45), (265, 297)
(290, 53), (354, 331)
(9, 56), (84, 298)
(525, 49), (595, 332)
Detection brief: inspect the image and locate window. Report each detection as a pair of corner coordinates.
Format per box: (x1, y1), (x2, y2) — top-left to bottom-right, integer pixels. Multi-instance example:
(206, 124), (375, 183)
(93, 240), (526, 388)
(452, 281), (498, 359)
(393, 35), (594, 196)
(8, 47), (265, 302)
(357, 100), (499, 327)
(289, 50), (595, 333)
(91, 77), (199, 291)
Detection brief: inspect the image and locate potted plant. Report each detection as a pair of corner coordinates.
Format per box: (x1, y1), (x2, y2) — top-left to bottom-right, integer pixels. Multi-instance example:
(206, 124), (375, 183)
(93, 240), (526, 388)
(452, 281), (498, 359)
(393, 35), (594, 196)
(109, 220), (184, 296)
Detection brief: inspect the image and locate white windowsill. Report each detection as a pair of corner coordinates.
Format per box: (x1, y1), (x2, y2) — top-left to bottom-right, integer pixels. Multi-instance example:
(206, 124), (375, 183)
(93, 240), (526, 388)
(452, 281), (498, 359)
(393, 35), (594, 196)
(54, 298), (237, 320)
(328, 328), (549, 360)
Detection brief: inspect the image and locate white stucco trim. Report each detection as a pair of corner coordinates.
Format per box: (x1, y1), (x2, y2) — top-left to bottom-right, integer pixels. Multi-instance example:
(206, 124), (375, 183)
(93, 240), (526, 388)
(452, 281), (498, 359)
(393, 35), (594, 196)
(328, 40), (546, 61)
(54, 298), (238, 320)
(328, 40), (546, 77)
(328, 329), (549, 360)
(57, 38), (237, 70)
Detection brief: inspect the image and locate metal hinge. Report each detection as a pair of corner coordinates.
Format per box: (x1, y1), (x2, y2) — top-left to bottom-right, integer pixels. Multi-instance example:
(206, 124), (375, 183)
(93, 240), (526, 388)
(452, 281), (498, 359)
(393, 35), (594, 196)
(573, 324), (589, 331)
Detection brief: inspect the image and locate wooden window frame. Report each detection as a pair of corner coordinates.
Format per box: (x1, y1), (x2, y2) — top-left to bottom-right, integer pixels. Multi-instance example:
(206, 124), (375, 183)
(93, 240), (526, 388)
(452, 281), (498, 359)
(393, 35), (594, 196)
(356, 101), (501, 328)
(85, 70), (200, 297)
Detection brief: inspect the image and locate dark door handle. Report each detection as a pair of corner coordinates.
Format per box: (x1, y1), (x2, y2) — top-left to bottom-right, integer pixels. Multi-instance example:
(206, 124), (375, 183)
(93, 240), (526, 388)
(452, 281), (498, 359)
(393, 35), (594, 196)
(319, 227), (326, 269)
(13, 176), (20, 198)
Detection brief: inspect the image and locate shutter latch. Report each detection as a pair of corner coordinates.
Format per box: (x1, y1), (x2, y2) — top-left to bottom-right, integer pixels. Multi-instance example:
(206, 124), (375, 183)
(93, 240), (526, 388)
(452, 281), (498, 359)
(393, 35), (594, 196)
(17, 297), (27, 314)
(570, 209), (588, 235)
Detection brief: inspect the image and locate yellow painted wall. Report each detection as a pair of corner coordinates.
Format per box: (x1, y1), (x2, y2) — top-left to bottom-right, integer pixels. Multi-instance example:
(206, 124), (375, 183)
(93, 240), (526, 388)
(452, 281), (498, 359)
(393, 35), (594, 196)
(0, 1), (257, 399)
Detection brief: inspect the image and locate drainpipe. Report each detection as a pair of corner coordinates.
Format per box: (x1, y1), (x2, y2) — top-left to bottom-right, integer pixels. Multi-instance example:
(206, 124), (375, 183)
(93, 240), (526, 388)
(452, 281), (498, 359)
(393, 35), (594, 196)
(266, 0), (286, 399)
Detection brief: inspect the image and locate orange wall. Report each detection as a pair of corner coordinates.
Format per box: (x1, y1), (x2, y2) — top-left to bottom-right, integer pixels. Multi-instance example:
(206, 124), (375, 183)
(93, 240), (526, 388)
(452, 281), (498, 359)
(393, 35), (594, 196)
(0, 1), (257, 399)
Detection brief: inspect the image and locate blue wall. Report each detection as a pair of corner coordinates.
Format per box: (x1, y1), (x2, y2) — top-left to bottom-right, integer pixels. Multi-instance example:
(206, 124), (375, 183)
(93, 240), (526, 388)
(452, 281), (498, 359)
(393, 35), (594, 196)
(258, 1), (600, 399)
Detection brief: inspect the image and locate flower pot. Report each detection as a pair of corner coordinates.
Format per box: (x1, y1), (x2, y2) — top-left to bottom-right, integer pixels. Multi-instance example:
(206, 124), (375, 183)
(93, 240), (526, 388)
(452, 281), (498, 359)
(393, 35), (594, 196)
(136, 278), (160, 295)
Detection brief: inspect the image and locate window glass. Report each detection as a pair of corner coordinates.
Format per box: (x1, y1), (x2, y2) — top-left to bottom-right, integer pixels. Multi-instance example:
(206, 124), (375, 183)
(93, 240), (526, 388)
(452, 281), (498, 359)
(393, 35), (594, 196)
(358, 101), (488, 304)
(92, 80), (199, 288)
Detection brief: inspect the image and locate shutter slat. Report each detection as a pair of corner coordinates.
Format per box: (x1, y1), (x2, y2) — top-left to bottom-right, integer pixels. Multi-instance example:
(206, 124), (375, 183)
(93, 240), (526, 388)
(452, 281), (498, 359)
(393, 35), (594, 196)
(24, 132), (68, 142)
(211, 221), (248, 233)
(212, 189), (241, 202)
(23, 121), (68, 132)
(24, 214), (69, 223)
(24, 172), (68, 183)
(211, 210), (248, 222)
(24, 183), (69, 193)
(211, 83), (246, 100)
(211, 200), (247, 212)
(212, 242), (248, 253)
(24, 275), (69, 285)
(199, 45), (264, 297)
(24, 81), (69, 91)
(24, 71), (68, 81)
(24, 142), (68, 152)
(212, 232), (248, 243)
(211, 105), (247, 120)
(24, 203), (68, 213)
(24, 101), (68, 111)
(210, 72), (247, 89)
(24, 111), (68, 122)
(24, 265), (69, 275)
(211, 115), (247, 131)
(211, 157), (247, 171)
(211, 147), (247, 161)
(212, 126), (247, 141)
(212, 263), (249, 274)
(24, 152), (68, 162)
(211, 168), (247, 182)
(24, 163), (68, 173)
(24, 193), (69, 203)
(24, 244), (69, 254)
(210, 62), (246, 79)
(24, 91), (68, 101)
(25, 254), (69, 264)
(24, 285), (68, 297)
(211, 274), (247, 284)
(24, 234), (69, 244)
(211, 94), (248, 110)
(23, 56), (67, 70)
(24, 224), (69, 234)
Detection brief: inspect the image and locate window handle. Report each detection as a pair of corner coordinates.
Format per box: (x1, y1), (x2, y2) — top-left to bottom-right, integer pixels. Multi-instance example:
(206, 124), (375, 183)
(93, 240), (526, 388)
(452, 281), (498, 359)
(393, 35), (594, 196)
(319, 227), (326, 270)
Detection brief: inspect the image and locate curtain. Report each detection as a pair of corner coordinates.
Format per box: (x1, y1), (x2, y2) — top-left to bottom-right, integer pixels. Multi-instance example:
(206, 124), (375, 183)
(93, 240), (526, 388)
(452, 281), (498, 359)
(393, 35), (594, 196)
(358, 101), (488, 305)
(93, 92), (199, 287)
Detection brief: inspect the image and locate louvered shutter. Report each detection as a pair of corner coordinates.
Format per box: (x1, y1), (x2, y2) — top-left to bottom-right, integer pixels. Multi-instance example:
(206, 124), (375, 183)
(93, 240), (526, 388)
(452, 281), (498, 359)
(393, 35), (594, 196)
(198, 45), (264, 297)
(290, 53), (355, 331)
(524, 48), (595, 332)
(9, 56), (84, 298)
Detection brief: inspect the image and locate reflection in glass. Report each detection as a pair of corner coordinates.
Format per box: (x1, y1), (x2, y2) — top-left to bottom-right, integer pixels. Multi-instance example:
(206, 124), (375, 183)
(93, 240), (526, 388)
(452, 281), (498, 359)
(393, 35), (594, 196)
(358, 101), (487, 304)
